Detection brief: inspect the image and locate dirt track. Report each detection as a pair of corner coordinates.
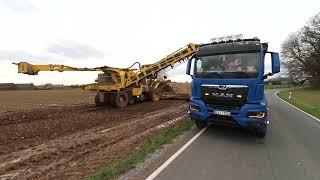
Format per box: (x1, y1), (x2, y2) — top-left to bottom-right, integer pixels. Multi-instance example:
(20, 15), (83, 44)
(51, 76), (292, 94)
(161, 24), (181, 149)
(0, 99), (188, 179)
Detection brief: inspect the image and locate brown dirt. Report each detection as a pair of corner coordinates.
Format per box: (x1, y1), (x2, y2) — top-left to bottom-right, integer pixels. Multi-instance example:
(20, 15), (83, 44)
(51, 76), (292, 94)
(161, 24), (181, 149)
(160, 82), (191, 100)
(0, 89), (96, 113)
(0, 88), (190, 179)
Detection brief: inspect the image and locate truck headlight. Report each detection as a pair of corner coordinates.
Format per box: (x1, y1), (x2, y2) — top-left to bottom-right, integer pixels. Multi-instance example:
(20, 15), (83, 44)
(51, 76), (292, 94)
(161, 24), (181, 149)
(248, 112), (266, 119)
(189, 105), (200, 112)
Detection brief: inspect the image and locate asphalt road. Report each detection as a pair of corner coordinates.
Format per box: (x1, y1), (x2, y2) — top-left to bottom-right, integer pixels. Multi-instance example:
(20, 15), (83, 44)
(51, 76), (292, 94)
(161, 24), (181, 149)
(154, 90), (320, 180)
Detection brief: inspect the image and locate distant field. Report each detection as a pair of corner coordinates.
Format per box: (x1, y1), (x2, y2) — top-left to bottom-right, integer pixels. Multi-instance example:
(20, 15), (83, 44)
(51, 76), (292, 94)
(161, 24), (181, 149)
(0, 89), (96, 113)
(278, 88), (320, 119)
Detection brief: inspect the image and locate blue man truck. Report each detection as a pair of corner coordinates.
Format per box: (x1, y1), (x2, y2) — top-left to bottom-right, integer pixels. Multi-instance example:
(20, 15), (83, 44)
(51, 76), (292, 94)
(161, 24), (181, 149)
(14, 36), (279, 137)
(186, 36), (280, 137)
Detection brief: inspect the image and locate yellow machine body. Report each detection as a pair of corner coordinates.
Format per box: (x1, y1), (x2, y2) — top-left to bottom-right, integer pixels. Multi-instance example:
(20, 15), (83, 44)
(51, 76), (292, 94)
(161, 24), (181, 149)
(13, 43), (199, 107)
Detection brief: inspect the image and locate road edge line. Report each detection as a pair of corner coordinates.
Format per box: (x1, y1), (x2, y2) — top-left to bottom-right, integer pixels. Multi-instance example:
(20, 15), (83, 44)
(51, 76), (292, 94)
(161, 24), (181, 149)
(275, 91), (320, 123)
(146, 126), (207, 180)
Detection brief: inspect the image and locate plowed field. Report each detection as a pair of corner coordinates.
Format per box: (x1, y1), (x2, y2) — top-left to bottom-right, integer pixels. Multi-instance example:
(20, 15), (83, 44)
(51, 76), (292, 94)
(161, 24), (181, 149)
(0, 89), (189, 179)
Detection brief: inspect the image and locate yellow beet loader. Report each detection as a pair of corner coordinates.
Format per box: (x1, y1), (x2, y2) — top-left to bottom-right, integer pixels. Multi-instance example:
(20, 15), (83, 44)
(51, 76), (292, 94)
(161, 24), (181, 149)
(13, 43), (198, 107)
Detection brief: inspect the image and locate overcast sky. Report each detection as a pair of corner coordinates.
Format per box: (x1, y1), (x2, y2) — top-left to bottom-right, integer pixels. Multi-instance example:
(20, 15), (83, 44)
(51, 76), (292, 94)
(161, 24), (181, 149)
(0, 0), (319, 85)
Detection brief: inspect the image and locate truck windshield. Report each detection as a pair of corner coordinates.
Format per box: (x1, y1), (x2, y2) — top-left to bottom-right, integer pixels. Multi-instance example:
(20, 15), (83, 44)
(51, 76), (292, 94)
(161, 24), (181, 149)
(195, 52), (260, 79)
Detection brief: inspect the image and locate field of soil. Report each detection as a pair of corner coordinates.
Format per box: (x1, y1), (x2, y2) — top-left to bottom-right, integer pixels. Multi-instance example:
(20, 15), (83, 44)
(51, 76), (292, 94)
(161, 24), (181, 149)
(0, 86), (190, 179)
(0, 89), (96, 113)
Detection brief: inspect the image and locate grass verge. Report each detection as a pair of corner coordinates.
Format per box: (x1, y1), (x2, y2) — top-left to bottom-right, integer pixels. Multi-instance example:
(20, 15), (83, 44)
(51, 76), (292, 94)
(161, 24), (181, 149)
(90, 119), (194, 180)
(265, 84), (297, 89)
(277, 89), (320, 119)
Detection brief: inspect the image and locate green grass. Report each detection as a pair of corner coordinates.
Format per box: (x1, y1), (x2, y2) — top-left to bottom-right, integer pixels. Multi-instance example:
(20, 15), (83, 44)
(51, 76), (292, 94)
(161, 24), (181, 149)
(278, 89), (320, 119)
(264, 84), (296, 89)
(89, 120), (194, 180)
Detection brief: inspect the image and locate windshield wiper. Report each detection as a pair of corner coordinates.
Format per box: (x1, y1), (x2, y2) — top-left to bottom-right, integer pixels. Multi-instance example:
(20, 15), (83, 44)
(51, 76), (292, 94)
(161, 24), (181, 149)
(200, 72), (224, 79)
(226, 72), (250, 78)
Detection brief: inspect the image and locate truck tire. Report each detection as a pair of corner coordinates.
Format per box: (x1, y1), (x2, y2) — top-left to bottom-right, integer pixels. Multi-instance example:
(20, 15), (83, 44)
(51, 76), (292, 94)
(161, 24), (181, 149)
(195, 120), (207, 130)
(95, 93), (104, 106)
(112, 91), (129, 108)
(256, 128), (267, 138)
(150, 90), (160, 102)
(95, 93), (112, 106)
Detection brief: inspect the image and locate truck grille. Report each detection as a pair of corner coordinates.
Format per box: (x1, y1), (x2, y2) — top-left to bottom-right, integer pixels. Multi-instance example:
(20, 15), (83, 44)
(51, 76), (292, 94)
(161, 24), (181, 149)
(201, 85), (248, 110)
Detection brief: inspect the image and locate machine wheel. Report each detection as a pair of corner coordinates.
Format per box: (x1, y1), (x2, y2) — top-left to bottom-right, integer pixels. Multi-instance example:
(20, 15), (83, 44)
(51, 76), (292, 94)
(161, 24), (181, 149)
(95, 93), (104, 106)
(112, 91), (129, 108)
(95, 93), (111, 106)
(195, 120), (207, 130)
(255, 128), (267, 138)
(150, 90), (161, 102)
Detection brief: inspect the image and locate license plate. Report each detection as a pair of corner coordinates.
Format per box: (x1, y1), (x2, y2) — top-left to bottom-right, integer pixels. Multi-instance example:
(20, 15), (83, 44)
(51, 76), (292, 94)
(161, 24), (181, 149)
(213, 110), (231, 116)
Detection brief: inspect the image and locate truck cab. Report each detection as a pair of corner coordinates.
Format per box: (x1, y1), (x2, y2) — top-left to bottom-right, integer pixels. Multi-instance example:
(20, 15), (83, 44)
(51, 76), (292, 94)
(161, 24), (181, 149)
(186, 37), (280, 137)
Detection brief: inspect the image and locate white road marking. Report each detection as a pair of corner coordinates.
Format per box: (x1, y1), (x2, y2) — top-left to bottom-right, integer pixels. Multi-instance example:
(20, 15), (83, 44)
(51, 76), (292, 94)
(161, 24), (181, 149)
(275, 91), (320, 122)
(146, 126), (207, 180)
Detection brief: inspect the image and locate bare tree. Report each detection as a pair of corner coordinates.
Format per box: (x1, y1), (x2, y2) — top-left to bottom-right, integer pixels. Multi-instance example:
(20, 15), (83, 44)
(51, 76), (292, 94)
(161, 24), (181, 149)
(281, 13), (320, 88)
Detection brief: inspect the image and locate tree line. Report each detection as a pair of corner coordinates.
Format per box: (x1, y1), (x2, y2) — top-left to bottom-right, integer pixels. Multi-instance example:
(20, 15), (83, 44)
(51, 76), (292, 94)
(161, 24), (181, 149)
(281, 12), (320, 88)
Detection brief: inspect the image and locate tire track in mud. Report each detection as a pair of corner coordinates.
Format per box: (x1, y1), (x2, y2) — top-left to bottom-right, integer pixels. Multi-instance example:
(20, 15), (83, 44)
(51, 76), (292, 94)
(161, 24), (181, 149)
(0, 100), (185, 155)
(0, 102), (189, 179)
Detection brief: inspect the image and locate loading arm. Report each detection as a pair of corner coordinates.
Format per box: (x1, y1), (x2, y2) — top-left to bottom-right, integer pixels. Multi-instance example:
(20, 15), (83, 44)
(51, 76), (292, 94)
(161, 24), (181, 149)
(123, 43), (199, 87)
(12, 62), (109, 75)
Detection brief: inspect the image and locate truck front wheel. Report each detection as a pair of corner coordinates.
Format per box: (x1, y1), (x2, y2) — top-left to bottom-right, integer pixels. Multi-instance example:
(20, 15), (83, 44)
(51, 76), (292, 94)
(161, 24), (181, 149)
(255, 128), (267, 138)
(95, 93), (104, 106)
(112, 91), (129, 108)
(195, 120), (207, 130)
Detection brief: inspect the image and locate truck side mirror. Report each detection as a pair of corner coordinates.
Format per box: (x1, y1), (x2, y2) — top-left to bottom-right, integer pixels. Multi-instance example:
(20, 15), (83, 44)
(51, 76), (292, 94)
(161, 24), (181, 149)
(186, 59), (192, 75)
(271, 52), (280, 74)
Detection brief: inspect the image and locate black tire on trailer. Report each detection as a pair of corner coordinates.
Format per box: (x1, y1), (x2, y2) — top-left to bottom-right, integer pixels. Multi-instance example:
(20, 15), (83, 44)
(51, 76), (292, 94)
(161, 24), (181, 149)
(95, 93), (104, 106)
(195, 120), (207, 130)
(113, 91), (129, 108)
(109, 94), (116, 107)
(104, 93), (112, 104)
(150, 90), (161, 102)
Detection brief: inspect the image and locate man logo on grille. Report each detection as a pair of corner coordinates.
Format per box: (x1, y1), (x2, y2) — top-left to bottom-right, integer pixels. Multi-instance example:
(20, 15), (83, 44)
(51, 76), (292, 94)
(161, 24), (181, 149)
(211, 92), (234, 98)
(218, 85), (227, 90)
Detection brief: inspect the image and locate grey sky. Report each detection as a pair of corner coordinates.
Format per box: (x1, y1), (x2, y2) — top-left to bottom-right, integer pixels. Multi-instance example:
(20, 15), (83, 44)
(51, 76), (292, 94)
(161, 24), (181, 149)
(1, 0), (36, 13)
(47, 41), (104, 59)
(0, 0), (319, 85)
